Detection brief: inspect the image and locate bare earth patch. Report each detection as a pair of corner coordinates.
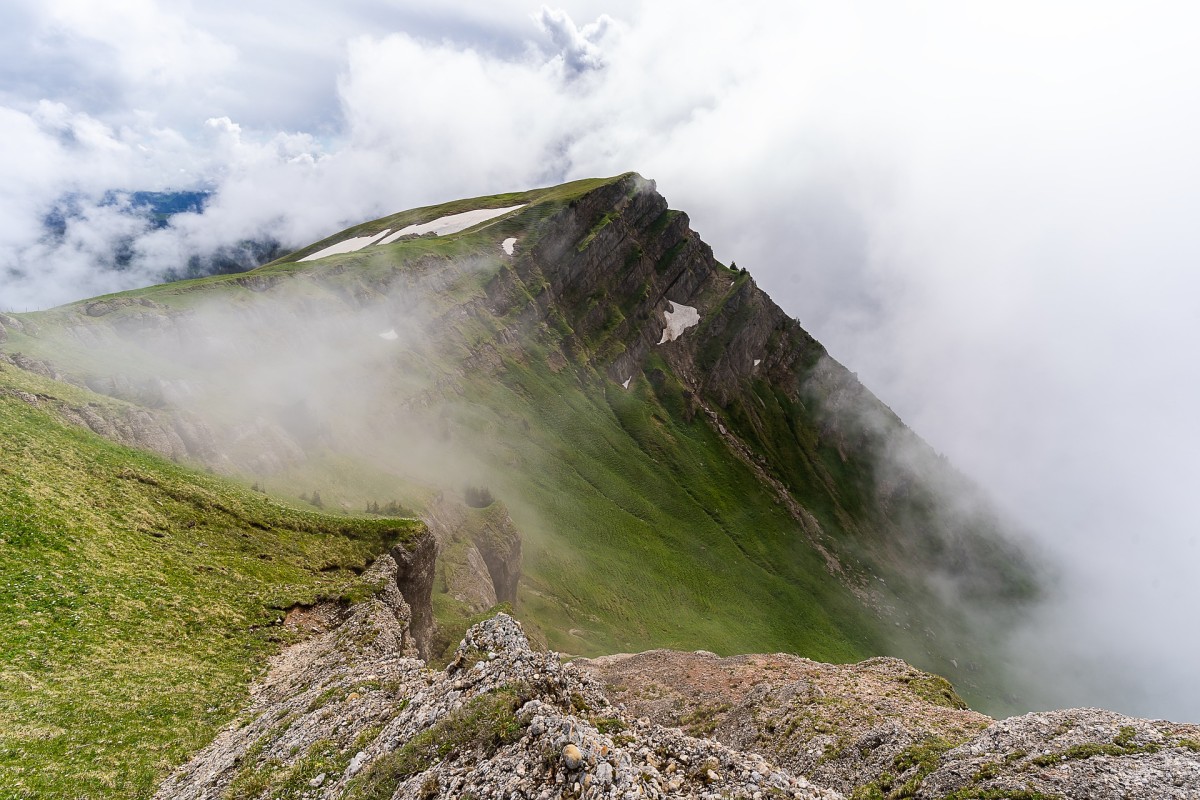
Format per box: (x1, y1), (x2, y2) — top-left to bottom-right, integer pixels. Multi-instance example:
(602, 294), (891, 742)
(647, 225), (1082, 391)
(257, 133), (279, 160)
(577, 649), (991, 795)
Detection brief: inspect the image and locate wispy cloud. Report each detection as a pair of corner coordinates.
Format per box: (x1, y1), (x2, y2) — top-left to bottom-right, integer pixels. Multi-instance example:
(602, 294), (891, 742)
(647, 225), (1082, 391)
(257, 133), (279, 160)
(3, 0), (1200, 721)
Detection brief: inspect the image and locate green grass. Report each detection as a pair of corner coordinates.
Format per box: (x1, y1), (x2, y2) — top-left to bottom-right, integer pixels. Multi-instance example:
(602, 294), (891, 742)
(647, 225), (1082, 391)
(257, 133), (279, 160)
(904, 673), (970, 710)
(0, 366), (421, 799)
(223, 737), (351, 800)
(346, 684), (530, 800)
(0, 169), (884, 669)
(445, 335), (881, 661)
(1029, 725), (1160, 766)
(850, 737), (957, 799)
(273, 174), (626, 266)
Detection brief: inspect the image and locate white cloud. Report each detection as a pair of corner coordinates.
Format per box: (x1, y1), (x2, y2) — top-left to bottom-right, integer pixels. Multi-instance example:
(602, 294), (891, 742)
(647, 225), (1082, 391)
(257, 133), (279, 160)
(533, 5), (614, 74)
(43, 0), (237, 104)
(3, 0), (1200, 721)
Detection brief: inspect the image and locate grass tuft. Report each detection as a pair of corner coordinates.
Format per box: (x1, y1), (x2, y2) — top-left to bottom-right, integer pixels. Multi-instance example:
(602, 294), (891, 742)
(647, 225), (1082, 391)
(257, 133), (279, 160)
(346, 684), (530, 800)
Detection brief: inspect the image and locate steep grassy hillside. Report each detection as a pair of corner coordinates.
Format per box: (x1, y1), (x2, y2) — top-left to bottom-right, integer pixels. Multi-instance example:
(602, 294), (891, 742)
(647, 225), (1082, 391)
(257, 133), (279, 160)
(0, 172), (1036, 720)
(454, 345), (881, 661)
(0, 364), (421, 799)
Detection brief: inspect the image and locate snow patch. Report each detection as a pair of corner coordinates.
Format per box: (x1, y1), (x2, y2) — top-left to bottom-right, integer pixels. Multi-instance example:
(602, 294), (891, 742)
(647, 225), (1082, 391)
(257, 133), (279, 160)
(299, 229), (392, 262)
(298, 205), (525, 263)
(377, 205), (525, 245)
(622, 377), (631, 389)
(657, 301), (700, 344)
(502, 237), (517, 255)
(753, 359), (761, 367)
(379, 329), (399, 341)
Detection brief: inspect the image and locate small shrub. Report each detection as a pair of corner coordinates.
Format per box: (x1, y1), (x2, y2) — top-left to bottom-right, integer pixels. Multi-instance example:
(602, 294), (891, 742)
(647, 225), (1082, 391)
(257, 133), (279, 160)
(366, 500), (411, 516)
(381, 500), (411, 516)
(593, 716), (627, 734)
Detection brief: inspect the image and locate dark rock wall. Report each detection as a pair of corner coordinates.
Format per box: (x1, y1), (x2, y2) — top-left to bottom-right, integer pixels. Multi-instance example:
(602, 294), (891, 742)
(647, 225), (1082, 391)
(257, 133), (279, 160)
(391, 531), (438, 660)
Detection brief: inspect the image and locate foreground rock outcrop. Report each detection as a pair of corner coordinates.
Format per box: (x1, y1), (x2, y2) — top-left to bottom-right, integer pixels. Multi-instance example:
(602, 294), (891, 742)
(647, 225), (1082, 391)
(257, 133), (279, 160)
(578, 650), (1200, 799)
(919, 708), (1200, 799)
(577, 649), (991, 795)
(157, 562), (1200, 800)
(157, 559), (836, 800)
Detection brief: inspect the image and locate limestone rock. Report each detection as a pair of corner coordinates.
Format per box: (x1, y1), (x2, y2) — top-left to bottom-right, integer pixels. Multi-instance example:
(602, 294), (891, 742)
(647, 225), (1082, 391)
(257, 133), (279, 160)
(155, 610), (840, 800)
(422, 494), (523, 614)
(392, 533), (438, 660)
(153, 592), (1200, 800)
(917, 708), (1200, 800)
(578, 649), (991, 796)
(562, 742), (584, 770)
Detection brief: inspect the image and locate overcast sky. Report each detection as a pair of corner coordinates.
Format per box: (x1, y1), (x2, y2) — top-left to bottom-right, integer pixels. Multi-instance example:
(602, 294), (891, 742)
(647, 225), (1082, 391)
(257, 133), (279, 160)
(3, 0), (1199, 721)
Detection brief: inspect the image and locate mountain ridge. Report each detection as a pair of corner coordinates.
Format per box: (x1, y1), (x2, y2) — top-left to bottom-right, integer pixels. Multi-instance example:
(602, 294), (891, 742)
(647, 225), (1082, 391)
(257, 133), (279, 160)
(1, 172), (1035, 687)
(0, 173), (1093, 797)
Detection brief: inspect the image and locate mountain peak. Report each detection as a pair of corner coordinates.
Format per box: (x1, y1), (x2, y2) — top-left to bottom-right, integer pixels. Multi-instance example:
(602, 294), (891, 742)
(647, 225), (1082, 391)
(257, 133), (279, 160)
(2, 174), (1054, 795)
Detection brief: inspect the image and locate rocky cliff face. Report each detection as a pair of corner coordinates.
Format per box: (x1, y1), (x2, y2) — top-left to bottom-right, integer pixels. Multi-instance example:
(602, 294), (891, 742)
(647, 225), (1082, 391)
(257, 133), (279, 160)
(157, 574), (1200, 800)
(390, 534), (438, 661)
(0, 352), (224, 464)
(421, 495), (523, 612)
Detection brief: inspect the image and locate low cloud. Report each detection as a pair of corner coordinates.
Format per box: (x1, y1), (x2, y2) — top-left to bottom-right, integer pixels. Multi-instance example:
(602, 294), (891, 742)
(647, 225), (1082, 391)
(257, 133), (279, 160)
(3, 1), (1200, 721)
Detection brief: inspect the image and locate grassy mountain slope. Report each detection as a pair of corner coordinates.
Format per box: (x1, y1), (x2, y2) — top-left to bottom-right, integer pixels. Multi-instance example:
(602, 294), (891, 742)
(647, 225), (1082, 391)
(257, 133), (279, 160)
(455, 344), (880, 660)
(0, 364), (420, 798)
(0, 177), (883, 659)
(0, 170), (1037, 757)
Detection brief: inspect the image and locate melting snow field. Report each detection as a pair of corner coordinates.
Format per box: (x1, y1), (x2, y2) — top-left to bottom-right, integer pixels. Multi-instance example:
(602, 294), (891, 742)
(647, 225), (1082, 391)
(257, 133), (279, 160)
(379, 329), (399, 341)
(299, 205), (526, 262)
(658, 301), (700, 344)
(299, 229), (392, 262)
(378, 205), (525, 245)
(502, 237), (517, 255)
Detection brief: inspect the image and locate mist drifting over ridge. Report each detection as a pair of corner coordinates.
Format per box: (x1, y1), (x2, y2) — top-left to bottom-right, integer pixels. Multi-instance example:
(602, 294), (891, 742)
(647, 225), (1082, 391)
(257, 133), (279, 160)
(3, 1), (1200, 721)
(5, 179), (1051, 720)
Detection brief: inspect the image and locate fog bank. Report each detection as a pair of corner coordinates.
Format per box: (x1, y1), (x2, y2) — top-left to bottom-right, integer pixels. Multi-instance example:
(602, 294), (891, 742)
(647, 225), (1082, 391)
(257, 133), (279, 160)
(3, 0), (1200, 720)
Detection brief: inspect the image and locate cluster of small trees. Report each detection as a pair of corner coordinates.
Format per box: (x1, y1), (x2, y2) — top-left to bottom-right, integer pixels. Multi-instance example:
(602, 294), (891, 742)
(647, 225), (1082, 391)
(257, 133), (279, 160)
(293, 488), (492, 513)
(365, 500), (412, 516)
(464, 485), (495, 508)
